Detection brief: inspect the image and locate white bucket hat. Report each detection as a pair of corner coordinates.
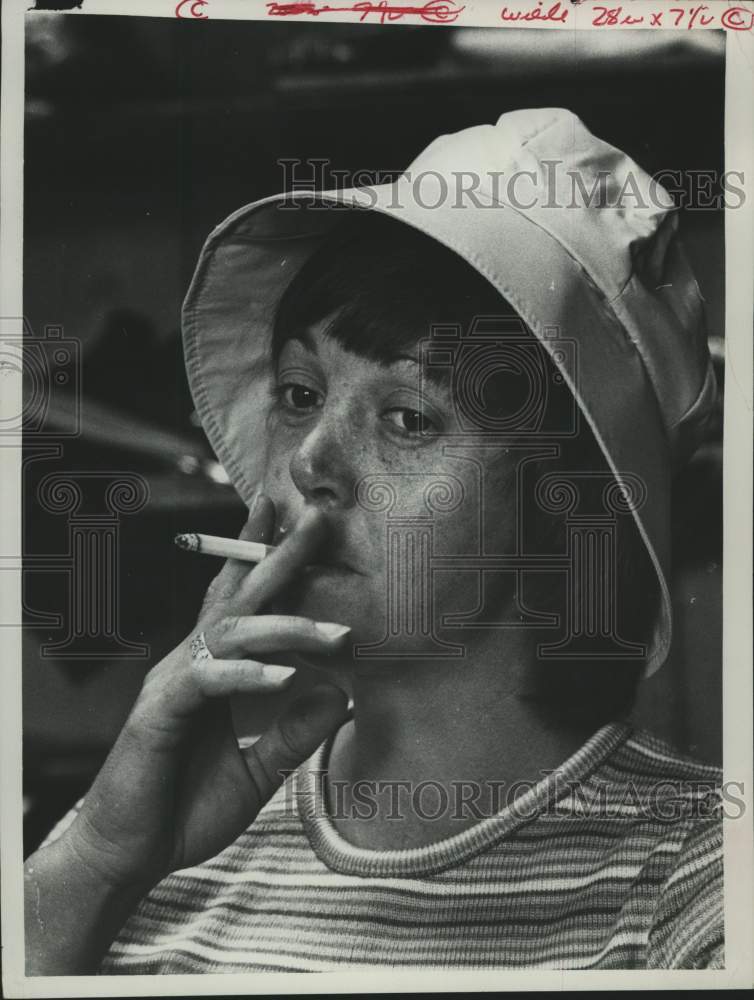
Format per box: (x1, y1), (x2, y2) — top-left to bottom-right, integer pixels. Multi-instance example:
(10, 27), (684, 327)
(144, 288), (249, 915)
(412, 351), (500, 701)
(182, 107), (717, 677)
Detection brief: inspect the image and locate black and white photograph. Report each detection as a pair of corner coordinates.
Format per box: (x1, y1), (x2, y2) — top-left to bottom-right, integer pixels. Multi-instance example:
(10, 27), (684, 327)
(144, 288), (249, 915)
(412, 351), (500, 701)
(2, 0), (752, 992)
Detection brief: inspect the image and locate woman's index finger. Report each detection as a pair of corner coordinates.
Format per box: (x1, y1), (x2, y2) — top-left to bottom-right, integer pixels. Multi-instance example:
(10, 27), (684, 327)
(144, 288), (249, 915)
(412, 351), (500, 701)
(241, 506), (329, 614)
(239, 493), (276, 544)
(200, 494), (276, 615)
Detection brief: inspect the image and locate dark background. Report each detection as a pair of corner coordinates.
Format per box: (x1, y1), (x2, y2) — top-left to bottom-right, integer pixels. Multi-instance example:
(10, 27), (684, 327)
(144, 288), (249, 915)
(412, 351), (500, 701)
(22, 15), (725, 852)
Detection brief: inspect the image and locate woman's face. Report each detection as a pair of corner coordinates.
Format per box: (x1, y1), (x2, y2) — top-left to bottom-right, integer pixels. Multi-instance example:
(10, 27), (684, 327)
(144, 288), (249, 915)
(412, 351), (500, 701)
(261, 317), (518, 662)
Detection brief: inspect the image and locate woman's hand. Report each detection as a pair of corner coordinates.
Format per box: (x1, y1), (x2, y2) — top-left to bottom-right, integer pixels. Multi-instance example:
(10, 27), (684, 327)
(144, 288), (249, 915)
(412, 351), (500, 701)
(24, 494), (350, 973)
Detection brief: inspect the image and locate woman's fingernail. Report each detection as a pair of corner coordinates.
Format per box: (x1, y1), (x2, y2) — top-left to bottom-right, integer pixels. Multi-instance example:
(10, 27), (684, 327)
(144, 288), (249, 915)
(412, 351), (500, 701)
(263, 664), (297, 683)
(315, 622), (351, 640)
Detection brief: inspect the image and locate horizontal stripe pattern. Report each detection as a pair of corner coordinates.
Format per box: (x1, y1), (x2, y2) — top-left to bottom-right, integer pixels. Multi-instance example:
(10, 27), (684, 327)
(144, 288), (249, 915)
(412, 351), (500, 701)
(79, 722), (722, 972)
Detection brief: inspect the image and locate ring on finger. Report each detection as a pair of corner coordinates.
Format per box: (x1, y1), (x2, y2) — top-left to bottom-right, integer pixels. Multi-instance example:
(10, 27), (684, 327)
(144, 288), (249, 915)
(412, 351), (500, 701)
(189, 630), (215, 664)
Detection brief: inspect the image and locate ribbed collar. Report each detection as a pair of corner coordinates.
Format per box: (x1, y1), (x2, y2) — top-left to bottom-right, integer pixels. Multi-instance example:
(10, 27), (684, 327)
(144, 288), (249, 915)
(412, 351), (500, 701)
(298, 719), (633, 878)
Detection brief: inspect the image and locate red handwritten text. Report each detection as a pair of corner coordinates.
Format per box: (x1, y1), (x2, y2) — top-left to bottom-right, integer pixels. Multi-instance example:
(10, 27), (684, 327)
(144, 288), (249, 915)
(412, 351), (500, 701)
(501, 1), (568, 23)
(669, 5), (714, 28)
(592, 4), (725, 28)
(175, 0), (209, 17)
(175, 0), (752, 33)
(720, 5), (754, 30)
(593, 5), (647, 24)
(265, 0), (465, 23)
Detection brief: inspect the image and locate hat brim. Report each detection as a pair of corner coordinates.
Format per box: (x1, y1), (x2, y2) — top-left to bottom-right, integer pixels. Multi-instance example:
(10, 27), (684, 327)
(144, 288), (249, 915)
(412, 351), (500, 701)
(182, 185), (672, 677)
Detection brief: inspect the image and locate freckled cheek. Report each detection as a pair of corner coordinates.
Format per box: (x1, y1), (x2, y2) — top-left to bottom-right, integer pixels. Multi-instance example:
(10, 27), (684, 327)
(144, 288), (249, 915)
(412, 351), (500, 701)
(390, 464), (484, 555)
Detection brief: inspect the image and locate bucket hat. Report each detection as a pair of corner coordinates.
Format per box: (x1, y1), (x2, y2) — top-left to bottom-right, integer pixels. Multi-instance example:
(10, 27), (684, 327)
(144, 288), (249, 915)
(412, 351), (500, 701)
(182, 107), (717, 677)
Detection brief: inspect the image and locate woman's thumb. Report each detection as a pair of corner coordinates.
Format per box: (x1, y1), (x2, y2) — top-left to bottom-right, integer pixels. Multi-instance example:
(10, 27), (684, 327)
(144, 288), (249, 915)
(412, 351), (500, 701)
(240, 684), (350, 807)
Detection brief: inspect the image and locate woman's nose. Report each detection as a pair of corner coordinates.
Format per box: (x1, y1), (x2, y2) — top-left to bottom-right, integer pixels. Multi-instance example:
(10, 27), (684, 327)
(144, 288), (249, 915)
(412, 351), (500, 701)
(289, 411), (358, 509)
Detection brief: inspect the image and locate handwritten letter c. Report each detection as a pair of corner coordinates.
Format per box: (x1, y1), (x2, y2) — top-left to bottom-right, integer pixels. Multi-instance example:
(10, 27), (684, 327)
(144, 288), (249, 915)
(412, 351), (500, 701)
(176, 0), (209, 18)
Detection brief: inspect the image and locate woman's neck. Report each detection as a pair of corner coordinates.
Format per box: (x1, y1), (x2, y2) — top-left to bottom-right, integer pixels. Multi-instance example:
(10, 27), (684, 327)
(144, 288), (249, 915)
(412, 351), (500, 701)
(324, 630), (598, 850)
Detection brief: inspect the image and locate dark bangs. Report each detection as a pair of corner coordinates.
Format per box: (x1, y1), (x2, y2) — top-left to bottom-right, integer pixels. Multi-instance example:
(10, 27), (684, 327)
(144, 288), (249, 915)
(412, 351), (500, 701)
(271, 210), (513, 373)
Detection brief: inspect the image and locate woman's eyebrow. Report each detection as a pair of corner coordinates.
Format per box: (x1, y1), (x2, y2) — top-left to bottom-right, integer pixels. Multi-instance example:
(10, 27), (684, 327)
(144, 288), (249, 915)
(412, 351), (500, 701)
(388, 354), (452, 388)
(387, 352), (446, 373)
(287, 329), (319, 356)
(390, 353), (420, 367)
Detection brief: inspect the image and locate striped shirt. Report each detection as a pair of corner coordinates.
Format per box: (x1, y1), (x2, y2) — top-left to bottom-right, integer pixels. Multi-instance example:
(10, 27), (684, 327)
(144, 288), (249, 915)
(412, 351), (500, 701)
(47, 721), (725, 971)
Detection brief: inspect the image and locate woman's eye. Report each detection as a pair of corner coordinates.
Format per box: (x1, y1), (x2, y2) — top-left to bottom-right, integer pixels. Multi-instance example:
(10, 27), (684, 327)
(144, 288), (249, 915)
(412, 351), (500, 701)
(383, 408), (436, 437)
(276, 383), (322, 411)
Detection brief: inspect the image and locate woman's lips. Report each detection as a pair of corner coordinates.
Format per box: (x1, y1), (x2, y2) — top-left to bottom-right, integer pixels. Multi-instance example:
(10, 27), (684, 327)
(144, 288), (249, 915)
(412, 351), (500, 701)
(303, 560), (360, 576)
(273, 516), (362, 574)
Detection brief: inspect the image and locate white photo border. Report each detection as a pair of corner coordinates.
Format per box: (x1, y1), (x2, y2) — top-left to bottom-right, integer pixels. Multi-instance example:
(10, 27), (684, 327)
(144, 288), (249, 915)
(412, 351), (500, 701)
(2, 0), (752, 993)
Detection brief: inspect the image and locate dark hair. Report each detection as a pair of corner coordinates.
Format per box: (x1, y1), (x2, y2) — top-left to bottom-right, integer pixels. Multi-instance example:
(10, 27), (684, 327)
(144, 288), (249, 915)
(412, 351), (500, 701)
(273, 212), (658, 722)
(273, 211), (505, 376)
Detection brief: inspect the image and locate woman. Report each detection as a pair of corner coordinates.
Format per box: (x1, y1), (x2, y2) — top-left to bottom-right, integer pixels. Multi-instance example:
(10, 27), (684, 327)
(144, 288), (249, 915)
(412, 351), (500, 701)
(25, 108), (723, 972)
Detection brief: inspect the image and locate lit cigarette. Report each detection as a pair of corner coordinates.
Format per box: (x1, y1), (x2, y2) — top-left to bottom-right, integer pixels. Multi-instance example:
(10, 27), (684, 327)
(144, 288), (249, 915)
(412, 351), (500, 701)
(174, 532), (275, 563)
